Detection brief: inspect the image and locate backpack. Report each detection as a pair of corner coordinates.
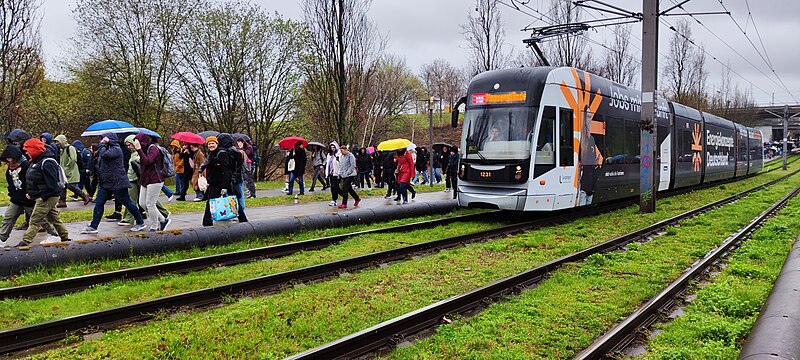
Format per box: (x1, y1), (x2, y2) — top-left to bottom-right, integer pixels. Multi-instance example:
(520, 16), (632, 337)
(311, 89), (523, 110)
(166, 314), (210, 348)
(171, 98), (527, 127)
(44, 158), (67, 189)
(150, 144), (175, 178)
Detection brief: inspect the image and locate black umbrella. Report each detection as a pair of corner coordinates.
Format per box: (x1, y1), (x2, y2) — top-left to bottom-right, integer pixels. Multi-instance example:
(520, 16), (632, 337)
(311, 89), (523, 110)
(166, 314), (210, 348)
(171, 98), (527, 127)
(232, 133), (251, 143)
(198, 131), (220, 139)
(307, 141), (325, 151)
(432, 142), (455, 153)
(6, 129), (31, 144)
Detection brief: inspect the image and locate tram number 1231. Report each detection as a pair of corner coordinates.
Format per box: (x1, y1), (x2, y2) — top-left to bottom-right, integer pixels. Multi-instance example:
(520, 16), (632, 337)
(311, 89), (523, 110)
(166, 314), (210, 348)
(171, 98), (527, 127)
(479, 171), (492, 178)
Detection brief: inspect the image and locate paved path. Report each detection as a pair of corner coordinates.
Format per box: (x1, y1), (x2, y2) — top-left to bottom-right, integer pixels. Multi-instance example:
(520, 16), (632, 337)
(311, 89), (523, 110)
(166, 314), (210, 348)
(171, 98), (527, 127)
(2, 188), (455, 247)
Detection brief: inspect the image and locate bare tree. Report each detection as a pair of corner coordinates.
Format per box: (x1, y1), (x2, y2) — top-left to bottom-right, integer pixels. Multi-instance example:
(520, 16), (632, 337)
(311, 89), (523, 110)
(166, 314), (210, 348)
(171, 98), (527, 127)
(541, 0), (594, 70)
(597, 24), (639, 86)
(73, 0), (199, 130)
(461, 0), (510, 76)
(0, 0), (43, 132)
(662, 18), (708, 109)
(420, 58), (465, 114)
(360, 54), (422, 146)
(302, 0), (384, 146)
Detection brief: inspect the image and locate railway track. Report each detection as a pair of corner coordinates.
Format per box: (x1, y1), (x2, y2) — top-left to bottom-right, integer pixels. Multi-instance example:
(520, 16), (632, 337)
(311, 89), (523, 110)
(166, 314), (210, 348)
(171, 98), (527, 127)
(573, 186), (800, 359)
(284, 171), (799, 360)
(0, 167), (795, 356)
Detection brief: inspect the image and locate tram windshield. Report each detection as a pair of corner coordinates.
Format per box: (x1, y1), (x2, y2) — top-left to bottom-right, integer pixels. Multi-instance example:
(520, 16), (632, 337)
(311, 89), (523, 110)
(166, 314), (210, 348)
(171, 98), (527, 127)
(462, 106), (535, 161)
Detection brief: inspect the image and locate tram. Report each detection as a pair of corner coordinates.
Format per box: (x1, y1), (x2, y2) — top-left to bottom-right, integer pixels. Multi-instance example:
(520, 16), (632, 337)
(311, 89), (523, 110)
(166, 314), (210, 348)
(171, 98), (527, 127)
(450, 67), (763, 211)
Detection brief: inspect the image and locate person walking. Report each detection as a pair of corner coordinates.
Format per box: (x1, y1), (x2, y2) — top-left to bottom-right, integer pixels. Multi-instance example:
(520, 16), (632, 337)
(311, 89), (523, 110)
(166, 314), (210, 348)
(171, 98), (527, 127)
(53, 135), (91, 208)
(337, 146), (360, 209)
(371, 148), (383, 188)
(221, 133), (248, 221)
(132, 133), (167, 232)
(432, 149), (443, 184)
(394, 147), (415, 204)
(236, 136), (257, 199)
(72, 140), (93, 194)
(356, 147), (372, 190)
(382, 150), (397, 199)
(309, 144), (327, 192)
(201, 136), (247, 226)
(286, 141), (306, 196)
(119, 135), (172, 229)
(170, 140), (184, 198)
(9, 139), (71, 250)
(415, 146), (430, 185)
(446, 147), (459, 196)
(442, 146), (454, 191)
(325, 142), (341, 206)
(0, 145), (58, 247)
(81, 133), (147, 234)
(39, 133), (58, 156)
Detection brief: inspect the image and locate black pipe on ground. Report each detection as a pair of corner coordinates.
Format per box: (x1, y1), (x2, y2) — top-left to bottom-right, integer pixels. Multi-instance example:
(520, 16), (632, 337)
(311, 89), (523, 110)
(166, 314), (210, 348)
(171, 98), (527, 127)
(0, 200), (458, 276)
(739, 235), (800, 360)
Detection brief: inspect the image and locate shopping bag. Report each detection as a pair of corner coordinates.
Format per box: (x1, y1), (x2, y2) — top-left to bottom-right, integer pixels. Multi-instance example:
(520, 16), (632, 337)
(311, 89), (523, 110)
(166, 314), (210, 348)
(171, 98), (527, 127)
(210, 190), (239, 221)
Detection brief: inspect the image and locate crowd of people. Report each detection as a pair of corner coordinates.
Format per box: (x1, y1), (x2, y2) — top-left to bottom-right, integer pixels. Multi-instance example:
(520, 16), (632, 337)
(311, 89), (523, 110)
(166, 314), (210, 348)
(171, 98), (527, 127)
(0, 128), (459, 250)
(284, 142), (460, 208)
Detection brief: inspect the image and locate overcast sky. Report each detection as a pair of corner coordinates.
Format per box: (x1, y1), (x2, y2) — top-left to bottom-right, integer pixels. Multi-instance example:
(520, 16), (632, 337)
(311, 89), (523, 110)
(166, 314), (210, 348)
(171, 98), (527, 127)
(39, 0), (800, 106)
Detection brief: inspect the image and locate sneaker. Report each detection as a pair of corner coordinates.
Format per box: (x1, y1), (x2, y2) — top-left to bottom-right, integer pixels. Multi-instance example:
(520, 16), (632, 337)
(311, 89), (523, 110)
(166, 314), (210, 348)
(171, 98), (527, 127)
(41, 236), (61, 244)
(105, 212), (122, 221)
(130, 223), (147, 232)
(80, 226), (98, 234)
(411, 192), (416, 199)
(328, 201), (337, 206)
(337, 204), (347, 209)
(309, 188), (315, 192)
(402, 200), (408, 204)
(176, 196), (186, 201)
(160, 218), (172, 231)
(393, 197), (401, 202)
(384, 195), (391, 199)
(117, 220), (132, 226)
(13, 224), (27, 231)
(444, 188), (451, 192)
(56, 201), (67, 208)
(353, 200), (360, 207)
(193, 197), (203, 202)
(166, 195), (174, 202)
(13, 242), (31, 251)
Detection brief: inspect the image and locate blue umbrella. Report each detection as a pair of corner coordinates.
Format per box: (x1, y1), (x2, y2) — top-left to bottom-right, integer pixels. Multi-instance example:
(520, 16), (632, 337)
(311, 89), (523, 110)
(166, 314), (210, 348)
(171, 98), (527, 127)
(136, 128), (161, 138)
(81, 119), (138, 137)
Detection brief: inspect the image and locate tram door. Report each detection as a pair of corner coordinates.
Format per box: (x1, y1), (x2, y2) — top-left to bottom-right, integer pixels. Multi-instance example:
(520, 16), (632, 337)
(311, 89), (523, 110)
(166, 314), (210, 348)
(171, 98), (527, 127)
(554, 107), (578, 209)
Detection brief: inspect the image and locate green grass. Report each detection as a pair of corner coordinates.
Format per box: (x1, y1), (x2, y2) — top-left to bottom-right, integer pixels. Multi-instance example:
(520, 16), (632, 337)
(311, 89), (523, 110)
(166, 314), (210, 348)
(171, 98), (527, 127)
(23, 163), (800, 358)
(637, 197), (800, 359)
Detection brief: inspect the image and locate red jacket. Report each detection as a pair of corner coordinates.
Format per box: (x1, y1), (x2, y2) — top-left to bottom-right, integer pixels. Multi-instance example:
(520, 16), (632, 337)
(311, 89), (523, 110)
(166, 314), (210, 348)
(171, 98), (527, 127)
(395, 152), (414, 184)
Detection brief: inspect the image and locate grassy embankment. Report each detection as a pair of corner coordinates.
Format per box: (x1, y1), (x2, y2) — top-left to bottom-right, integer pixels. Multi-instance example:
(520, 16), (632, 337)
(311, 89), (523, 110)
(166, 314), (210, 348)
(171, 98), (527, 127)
(22, 159), (800, 358)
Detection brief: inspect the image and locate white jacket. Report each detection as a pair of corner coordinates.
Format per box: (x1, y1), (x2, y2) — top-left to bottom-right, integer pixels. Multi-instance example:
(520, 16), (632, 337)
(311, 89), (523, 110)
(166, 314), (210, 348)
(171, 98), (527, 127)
(325, 151), (341, 177)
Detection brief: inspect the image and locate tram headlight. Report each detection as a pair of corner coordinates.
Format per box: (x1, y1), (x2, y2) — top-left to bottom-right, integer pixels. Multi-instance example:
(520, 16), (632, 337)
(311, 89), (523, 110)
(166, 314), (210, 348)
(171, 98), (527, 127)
(460, 164), (465, 177)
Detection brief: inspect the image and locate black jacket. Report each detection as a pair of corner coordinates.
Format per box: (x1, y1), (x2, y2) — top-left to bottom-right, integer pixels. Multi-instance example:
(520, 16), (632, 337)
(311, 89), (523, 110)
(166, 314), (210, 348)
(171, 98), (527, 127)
(26, 148), (63, 200)
(381, 151), (396, 171)
(289, 147), (307, 175)
(205, 148), (234, 191)
(2, 145), (34, 207)
(415, 150), (429, 171)
(356, 151), (372, 171)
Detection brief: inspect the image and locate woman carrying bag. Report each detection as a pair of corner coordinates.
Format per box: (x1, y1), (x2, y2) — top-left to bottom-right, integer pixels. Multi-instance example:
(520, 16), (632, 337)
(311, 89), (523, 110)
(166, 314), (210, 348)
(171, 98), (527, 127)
(200, 135), (248, 226)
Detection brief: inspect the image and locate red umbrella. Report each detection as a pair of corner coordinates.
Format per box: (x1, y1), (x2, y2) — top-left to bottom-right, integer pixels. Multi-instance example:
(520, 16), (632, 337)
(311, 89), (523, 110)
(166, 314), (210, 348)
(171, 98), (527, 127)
(172, 132), (206, 144)
(279, 136), (308, 150)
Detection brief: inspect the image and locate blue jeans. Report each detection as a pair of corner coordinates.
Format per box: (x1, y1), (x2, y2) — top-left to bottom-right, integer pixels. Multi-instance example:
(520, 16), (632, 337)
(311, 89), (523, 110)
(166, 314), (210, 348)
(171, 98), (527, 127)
(161, 183), (174, 197)
(174, 173), (183, 195)
(288, 172), (304, 194)
(91, 186), (143, 229)
(433, 168), (442, 183)
(236, 182), (246, 216)
(415, 169), (429, 184)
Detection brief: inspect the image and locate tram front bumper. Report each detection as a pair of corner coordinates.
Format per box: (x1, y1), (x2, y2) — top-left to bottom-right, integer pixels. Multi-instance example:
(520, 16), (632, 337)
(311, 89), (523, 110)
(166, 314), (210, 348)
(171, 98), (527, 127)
(457, 185), (527, 211)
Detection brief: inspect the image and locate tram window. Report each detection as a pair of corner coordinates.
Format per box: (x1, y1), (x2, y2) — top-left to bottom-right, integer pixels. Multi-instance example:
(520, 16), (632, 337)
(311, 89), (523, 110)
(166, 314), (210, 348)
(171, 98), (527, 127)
(559, 108), (574, 166)
(605, 117), (624, 164)
(623, 119), (640, 164)
(536, 106), (556, 165)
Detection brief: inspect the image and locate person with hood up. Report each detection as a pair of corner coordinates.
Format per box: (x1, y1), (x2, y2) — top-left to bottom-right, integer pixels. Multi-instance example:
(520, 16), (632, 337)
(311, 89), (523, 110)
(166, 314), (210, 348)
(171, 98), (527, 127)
(220, 133), (248, 221)
(286, 141), (307, 195)
(170, 140), (184, 197)
(337, 145), (360, 209)
(72, 140), (93, 196)
(382, 150), (397, 199)
(132, 132), (167, 232)
(81, 132), (147, 234)
(356, 147), (372, 190)
(7, 139), (70, 250)
(53, 134), (91, 208)
(0, 145), (58, 247)
(120, 135), (172, 229)
(39, 133), (58, 156)
(201, 135), (247, 226)
(414, 146), (430, 185)
(371, 148), (383, 188)
(236, 136), (257, 198)
(394, 147), (416, 204)
(308, 143), (327, 192)
(324, 142), (341, 206)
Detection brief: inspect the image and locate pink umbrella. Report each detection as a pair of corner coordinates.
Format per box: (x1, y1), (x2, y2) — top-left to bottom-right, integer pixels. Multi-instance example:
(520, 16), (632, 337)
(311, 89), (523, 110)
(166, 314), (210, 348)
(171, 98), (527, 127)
(172, 132), (206, 144)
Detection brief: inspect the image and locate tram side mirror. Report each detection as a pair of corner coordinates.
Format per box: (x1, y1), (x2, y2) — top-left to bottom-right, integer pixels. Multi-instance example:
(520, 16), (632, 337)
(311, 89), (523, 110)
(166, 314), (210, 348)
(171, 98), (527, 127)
(452, 96), (467, 128)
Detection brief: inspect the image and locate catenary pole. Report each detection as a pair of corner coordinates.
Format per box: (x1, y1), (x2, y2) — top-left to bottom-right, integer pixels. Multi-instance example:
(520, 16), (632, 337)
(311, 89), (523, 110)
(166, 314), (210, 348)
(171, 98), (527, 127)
(429, 97), (435, 187)
(783, 104), (788, 170)
(640, 0), (659, 213)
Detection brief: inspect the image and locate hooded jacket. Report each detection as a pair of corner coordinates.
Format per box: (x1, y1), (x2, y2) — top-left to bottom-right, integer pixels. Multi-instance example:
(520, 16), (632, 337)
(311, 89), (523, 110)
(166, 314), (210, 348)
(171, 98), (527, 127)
(219, 133), (244, 184)
(125, 135), (141, 182)
(54, 134), (80, 183)
(25, 144), (62, 200)
(325, 142), (341, 178)
(395, 150), (415, 184)
(72, 140), (93, 174)
(339, 150), (357, 178)
(2, 145), (34, 207)
(40, 133), (58, 157)
(97, 132), (131, 191)
(135, 132), (163, 186)
(170, 140), (185, 174)
(204, 138), (233, 191)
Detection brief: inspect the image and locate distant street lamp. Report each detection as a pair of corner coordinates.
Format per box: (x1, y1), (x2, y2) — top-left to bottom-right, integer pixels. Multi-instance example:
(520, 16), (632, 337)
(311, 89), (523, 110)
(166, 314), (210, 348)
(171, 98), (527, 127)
(428, 96), (435, 187)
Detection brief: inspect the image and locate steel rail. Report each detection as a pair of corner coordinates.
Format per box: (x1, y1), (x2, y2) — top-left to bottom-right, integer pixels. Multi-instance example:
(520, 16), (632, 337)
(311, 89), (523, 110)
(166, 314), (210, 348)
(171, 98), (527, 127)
(574, 186), (800, 360)
(285, 171), (799, 360)
(0, 200), (630, 355)
(0, 211), (502, 300)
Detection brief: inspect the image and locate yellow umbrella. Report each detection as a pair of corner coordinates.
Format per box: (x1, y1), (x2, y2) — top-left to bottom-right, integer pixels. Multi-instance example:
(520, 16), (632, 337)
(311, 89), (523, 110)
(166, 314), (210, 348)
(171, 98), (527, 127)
(377, 138), (412, 151)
